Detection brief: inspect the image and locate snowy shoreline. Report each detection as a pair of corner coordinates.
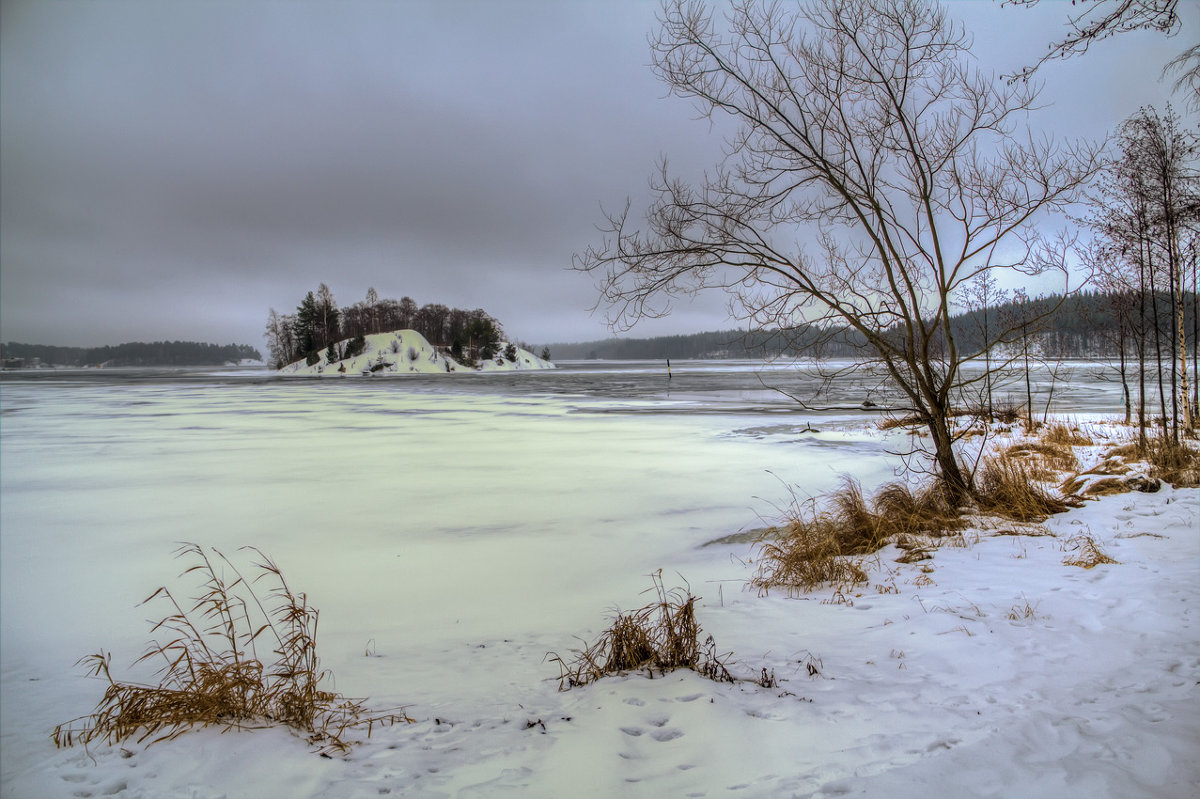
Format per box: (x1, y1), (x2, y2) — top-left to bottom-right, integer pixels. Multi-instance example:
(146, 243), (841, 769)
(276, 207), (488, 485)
(1, 377), (1196, 798)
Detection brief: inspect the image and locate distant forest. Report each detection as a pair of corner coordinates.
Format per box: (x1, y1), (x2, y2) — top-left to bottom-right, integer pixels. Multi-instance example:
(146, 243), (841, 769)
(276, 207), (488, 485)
(1, 341), (262, 367)
(548, 290), (1198, 361)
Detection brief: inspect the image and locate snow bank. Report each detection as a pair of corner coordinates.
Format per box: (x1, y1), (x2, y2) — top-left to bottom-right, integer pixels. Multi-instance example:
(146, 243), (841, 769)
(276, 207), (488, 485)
(277, 330), (554, 376)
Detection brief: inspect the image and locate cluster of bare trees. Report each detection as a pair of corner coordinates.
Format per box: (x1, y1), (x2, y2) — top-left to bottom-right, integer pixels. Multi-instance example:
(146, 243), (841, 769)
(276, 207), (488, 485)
(264, 285), (505, 369)
(1087, 106), (1199, 444)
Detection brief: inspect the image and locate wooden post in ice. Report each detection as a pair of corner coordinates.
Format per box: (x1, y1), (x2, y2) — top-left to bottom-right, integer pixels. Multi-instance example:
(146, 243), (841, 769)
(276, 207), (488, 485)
(667, 359), (672, 380)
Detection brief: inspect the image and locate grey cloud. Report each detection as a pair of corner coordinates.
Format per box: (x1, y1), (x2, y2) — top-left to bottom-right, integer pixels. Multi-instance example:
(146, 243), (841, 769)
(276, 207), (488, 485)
(2, 0), (1195, 349)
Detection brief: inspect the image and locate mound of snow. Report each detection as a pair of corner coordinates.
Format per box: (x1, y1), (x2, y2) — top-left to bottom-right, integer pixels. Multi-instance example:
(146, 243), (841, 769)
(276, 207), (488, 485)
(277, 330), (554, 376)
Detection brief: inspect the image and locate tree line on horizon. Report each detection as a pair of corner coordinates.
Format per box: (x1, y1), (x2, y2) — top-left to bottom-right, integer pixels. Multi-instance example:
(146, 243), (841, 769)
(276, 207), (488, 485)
(264, 285), (548, 369)
(1, 341), (262, 368)
(551, 288), (1197, 364)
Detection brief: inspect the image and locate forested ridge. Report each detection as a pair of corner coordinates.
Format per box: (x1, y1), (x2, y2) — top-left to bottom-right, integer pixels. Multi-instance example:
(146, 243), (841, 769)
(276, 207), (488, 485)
(1, 341), (262, 367)
(548, 289), (1198, 362)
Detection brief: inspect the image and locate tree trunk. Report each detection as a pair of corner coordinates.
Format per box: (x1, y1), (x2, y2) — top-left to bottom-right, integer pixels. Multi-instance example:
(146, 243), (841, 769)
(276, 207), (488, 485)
(1118, 314), (1131, 424)
(1173, 243), (1193, 433)
(927, 416), (971, 504)
(1138, 260), (1149, 448)
(1149, 250), (1168, 439)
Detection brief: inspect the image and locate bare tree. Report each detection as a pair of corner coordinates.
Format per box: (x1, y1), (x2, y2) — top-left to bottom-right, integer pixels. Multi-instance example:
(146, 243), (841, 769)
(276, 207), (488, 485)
(577, 0), (1099, 499)
(263, 308), (297, 370)
(1086, 104), (1199, 440)
(1004, 0), (1182, 80)
(1134, 106), (1198, 436)
(314, 283), (340, 351)
(1163, 43), (1200, 112)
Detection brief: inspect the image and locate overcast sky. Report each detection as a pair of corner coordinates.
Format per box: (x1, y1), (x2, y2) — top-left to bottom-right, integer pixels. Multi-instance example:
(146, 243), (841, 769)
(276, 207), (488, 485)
(1, 0), (1195, 350)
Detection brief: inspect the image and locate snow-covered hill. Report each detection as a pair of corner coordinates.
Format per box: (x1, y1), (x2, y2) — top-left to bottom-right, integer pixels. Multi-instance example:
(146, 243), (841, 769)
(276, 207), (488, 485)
(277, 330), (553, 376)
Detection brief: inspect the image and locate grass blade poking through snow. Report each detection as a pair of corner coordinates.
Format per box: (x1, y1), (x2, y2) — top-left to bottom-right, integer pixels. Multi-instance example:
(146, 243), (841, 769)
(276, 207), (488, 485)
(52, 543), (413, 755)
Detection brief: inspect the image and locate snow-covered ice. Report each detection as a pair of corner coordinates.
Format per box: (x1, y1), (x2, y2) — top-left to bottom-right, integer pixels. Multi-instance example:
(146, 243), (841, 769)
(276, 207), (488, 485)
(1, 362), (1196, 798)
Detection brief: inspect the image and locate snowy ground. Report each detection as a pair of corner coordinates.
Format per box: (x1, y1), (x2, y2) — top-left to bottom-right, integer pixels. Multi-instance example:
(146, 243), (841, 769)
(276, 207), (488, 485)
(276, 330), (553, 376)
(1, 366), (1196, 798)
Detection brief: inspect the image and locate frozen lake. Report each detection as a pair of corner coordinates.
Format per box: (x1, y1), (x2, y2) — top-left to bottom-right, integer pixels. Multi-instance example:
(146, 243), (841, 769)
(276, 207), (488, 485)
(1, 361), (912, 655)
(0, 358), (1154, 798)
(0, 358), (1129, 657)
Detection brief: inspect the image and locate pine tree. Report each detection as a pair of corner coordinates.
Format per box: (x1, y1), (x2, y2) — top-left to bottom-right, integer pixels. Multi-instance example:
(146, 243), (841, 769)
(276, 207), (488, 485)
(294, 292), (319, 358)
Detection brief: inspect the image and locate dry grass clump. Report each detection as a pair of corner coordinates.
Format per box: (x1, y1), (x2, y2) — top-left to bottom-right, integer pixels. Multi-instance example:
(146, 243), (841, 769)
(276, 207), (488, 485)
(1041, 422), (1094, 447)
(750, 479), (961, 595)
(1001, 441), (1079, 478)
(1113, 437), (1200, 487)
(1062, 534), (1119, 569)
(751, 520), (869, 596)
(53, 544), (412, 754)
(974, 455), (1082, 522)
(878, 413), (923, 431)
(548, 572), (733, 689)
(1066, 476), (1128, 497)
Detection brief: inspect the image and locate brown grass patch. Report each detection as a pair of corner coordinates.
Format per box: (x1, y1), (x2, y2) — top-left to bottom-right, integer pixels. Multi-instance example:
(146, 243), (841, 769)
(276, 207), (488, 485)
(878, 413), (923, 431)
(974, 455), (1082, 522)
(1002, 441), (1078, 477)
(750, 479), (962, 595)
(53, 544), (412, 754)
(1062, 534), (1119, 569)
(751, 521), (870, 596)
(1041, 422), (1093, 447)
(1103, 437), (1200, 487)
(548, 572), (734, 689)
(1078, 477), (1128, 497)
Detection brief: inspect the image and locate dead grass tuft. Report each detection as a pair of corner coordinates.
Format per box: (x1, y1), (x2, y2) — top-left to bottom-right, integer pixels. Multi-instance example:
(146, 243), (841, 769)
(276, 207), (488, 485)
(1041, 422), (1093, 447)
(1006, 595), (1041, 621)
(878, 413), (923, 431)
(974, 454), (1082, 523)
(53, 544), (412, 754)
(1140, 438), (1200, 486)
(1002, 441), (1079, 477)
(1077, 476), (1128, 497)
(548, 571), (734, 689)
(751, 478), (962, 595)
(750, 520), (869, 596)
(1062, 534), (1119, 569)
